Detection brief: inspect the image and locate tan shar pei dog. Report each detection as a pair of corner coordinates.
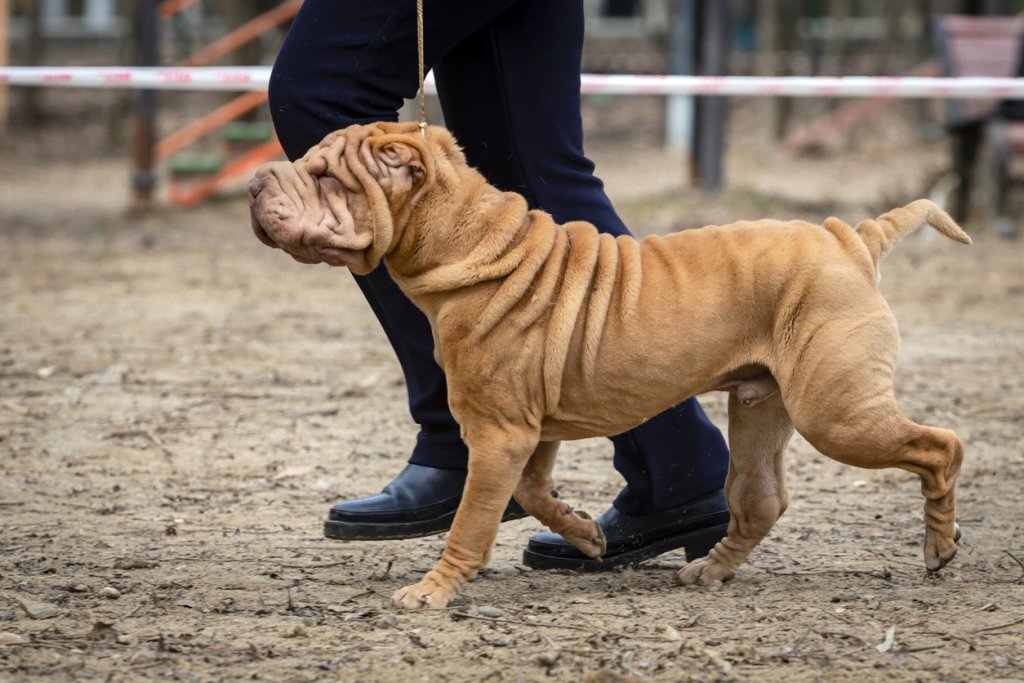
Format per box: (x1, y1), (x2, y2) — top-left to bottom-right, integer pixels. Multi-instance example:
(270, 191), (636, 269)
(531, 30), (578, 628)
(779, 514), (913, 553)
(248, 121), (969, 609)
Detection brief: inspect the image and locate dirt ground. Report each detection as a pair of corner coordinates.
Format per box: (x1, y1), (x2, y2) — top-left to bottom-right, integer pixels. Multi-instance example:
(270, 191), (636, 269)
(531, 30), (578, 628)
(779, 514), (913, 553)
(1, 98), (1023, 682)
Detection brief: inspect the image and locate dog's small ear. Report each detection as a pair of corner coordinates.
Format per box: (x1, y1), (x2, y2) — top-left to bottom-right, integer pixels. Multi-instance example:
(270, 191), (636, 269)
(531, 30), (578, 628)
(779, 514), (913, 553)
(377, 141), (425, 181)
(364, 135), (433, 203)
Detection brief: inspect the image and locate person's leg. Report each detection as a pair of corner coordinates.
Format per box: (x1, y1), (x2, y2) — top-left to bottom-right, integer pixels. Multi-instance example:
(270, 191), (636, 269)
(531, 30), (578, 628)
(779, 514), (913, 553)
(269, 0), (523, 539)
(433, 0), (728, 513)
(950, 121), (983, 224)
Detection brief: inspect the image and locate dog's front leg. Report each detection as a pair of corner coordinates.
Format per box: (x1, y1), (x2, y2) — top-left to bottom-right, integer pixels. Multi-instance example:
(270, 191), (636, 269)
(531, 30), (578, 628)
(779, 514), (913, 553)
(391, 425), (536, 610)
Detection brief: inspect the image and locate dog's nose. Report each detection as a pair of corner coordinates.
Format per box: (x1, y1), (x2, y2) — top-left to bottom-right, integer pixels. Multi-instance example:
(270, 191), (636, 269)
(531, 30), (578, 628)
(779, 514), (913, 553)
(248, 176), (262, 198)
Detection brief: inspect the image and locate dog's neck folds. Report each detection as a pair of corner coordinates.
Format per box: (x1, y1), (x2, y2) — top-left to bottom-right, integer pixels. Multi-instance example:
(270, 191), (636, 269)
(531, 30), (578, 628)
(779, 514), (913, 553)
(385, 178), (553, 298)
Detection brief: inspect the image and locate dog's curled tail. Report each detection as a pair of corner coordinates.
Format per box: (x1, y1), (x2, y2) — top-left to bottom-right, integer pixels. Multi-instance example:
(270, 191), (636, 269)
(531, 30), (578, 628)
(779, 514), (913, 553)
(855, 199), (972, 268)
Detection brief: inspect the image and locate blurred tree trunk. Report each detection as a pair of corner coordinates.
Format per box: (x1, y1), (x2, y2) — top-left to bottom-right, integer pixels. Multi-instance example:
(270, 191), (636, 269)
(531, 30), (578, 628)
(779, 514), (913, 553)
(131, 0), (159, 209)
(965, 0), (1014, 14)
(823, 0), (851, 112)
(691, 0), (730, 193)
(869, 0), (903, 75)
(824, 0), (852, 73)
(223, 1), (263, 68)
(759, 0), (797, 140)
(756, 0), (781, 140)
(223, 1), (263, 121)
(21, 0), (44, 124)
(105, 0), (134, 148)
(1, 0), (8, 129)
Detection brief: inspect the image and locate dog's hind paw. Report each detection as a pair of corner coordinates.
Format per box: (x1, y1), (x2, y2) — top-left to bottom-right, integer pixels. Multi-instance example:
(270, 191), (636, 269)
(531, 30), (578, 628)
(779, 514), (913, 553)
(547, 505), (607, 560)
(556, 509), (607, 560)
(677, 556), (735, 587)
(924, 522), (961, 572)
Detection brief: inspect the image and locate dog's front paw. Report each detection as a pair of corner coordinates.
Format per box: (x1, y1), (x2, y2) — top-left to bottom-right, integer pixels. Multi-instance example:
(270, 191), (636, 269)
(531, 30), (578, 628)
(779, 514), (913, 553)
(677, 556), (735, 587)
(391, 574), (457, 610)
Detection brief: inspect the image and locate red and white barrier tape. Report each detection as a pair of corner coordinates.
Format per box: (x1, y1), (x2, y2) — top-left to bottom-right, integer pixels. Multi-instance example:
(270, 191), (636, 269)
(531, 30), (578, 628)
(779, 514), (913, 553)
(2, 67), (1024, 99)
(0, 67), (273, 90)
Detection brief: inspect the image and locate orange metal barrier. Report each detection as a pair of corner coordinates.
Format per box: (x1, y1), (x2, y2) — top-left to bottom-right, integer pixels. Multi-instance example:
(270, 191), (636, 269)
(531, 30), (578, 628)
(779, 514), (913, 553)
(178, 0), (302, 68)
(168, 138), (284, 207)
(156, 90), (269, 159)
(157, 0), (204, 19)
(154, 1), (299, 206)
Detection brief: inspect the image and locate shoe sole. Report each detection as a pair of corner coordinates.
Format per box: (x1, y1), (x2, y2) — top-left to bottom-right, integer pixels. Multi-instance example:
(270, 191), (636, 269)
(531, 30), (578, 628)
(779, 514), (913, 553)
(521, 522), (729, 572)
(324, 507), (529, 541)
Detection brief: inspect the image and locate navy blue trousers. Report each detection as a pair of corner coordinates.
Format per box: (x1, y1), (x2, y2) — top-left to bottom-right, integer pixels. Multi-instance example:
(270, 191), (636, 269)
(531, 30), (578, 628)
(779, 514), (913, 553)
(268, 0), (729, 514)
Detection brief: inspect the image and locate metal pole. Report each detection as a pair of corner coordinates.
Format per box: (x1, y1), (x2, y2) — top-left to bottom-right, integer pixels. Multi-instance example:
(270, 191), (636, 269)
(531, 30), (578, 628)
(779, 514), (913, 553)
(131, 0), (158, 209)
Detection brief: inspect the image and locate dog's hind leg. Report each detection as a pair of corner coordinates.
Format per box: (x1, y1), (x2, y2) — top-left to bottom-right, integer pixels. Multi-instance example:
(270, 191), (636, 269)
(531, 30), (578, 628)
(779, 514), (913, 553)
(792, 402), (963, 572)
(779, 315), (963, 572)
(678, 391), (794, 586)
(894, 426), (963, 570)
(513, 441), (606, 560)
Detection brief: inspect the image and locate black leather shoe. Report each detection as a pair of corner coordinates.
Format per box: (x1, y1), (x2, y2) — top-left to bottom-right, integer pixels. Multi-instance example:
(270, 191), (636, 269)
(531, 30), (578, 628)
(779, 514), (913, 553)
(522, 490), (729, 571)
(324, 463), (528, 540)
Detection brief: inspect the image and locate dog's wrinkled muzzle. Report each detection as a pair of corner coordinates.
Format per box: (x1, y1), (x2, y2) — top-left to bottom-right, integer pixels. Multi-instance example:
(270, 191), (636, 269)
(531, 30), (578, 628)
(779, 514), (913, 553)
(247, 176), (263, 199)
(248, 176), (277, 249)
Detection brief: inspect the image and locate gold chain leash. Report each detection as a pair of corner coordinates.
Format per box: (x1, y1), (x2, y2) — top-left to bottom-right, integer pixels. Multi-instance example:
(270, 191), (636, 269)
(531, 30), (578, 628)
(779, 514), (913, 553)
(417, 0), (427, 136)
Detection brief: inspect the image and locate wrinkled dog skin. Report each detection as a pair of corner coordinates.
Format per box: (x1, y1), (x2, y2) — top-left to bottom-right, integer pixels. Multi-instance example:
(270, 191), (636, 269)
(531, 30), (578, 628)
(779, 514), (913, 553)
(249, 122), (969, 609)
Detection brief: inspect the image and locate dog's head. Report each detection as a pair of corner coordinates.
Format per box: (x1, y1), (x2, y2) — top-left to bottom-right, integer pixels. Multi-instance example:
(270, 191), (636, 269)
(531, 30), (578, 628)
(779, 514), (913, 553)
(248, 122), (464, 275)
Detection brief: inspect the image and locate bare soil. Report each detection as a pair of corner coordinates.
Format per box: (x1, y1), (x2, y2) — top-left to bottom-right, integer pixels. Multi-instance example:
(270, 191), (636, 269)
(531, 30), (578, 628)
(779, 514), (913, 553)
(1, 101), (1023, 682)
